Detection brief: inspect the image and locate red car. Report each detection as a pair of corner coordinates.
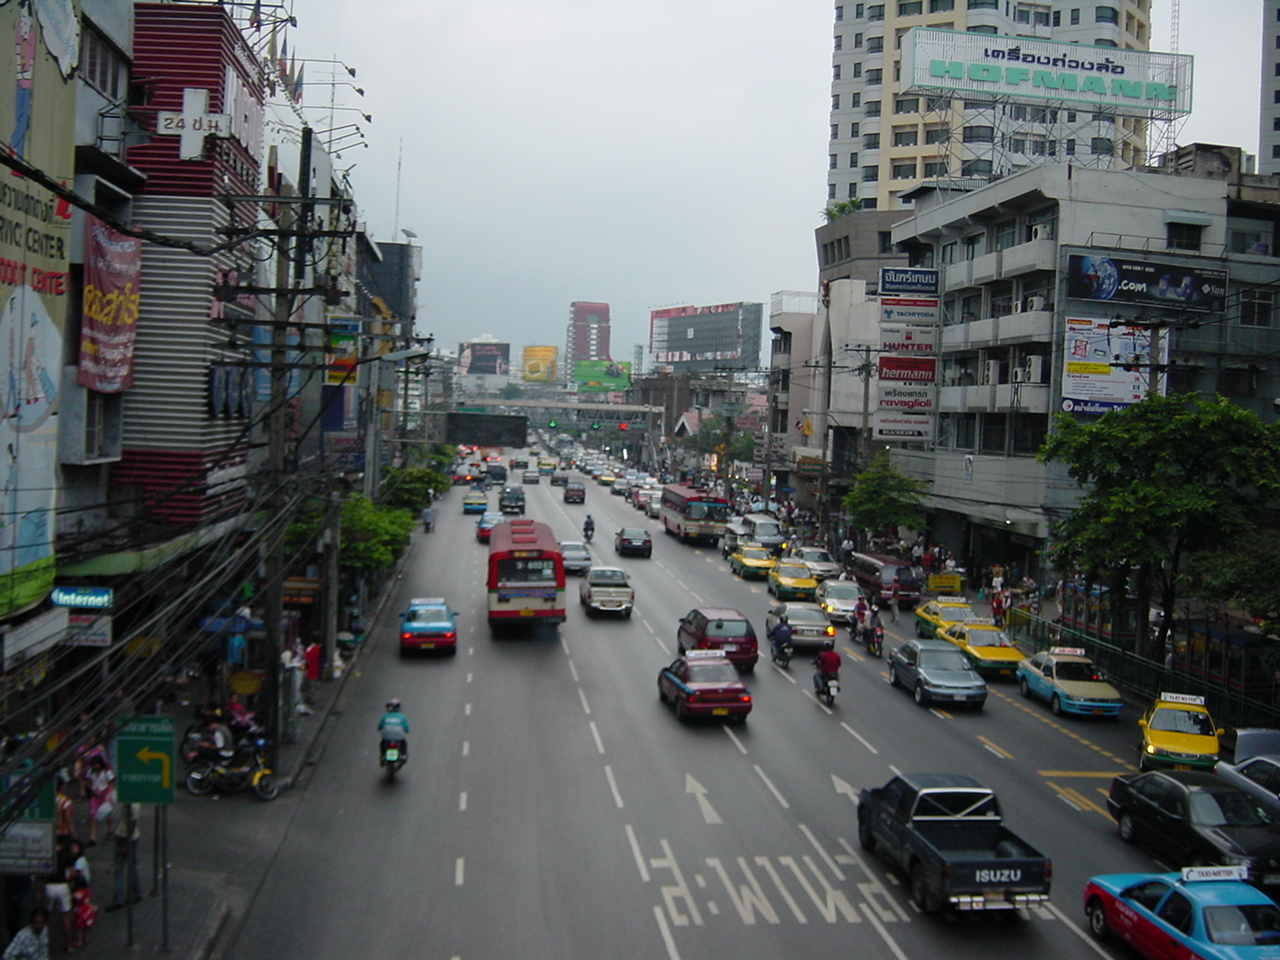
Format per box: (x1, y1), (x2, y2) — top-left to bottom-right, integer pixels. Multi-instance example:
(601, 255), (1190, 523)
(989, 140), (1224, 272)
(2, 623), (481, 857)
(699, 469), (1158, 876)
(676, 607), (758, 672)
(657, 651), (752, 722)
(475, 512), (504, 542)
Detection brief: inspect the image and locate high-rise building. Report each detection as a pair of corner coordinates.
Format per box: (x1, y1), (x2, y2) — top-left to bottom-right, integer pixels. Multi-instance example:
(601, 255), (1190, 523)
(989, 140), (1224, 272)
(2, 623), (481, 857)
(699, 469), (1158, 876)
(1262, 0), (1280, 175)
(565, 302), (611, 380)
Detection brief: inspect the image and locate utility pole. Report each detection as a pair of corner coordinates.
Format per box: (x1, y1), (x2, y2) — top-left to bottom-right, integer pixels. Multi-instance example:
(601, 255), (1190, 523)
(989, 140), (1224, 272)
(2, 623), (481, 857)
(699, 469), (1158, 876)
(860, 344), (873, 469)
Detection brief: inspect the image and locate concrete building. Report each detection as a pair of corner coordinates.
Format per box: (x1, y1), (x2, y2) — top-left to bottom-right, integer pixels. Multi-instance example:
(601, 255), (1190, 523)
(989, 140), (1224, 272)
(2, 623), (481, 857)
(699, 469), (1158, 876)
(565, 301), (610, 386)
(1262, 0), (1280, 175)
(649, 302), (764, 373)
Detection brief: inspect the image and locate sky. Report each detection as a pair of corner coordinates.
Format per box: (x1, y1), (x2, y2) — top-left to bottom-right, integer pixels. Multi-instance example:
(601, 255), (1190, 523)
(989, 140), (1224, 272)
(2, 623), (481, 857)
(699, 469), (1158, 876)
(286, 0), (1263, 362)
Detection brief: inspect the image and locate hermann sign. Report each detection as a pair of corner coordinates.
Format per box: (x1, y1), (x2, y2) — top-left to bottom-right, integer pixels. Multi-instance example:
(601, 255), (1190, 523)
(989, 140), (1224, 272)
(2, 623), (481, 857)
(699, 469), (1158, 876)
(902, 28), (1193, 117)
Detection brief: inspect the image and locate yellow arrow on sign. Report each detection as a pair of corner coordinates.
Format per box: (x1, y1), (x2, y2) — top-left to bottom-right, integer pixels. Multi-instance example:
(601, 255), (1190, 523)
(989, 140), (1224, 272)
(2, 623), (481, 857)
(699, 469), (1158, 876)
(136, 747), (171, 788)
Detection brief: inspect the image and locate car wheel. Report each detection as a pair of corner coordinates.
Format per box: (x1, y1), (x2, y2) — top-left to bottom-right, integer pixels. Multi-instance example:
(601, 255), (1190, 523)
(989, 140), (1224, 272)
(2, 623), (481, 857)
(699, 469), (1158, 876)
(741, 663), (755, 675)
(858, 815), (876, 852)
(913, 683), (927, 706)
(888, 664), (900, 687)
(1086, 898), (1110, 941)
(675, 698), (689, 721)
(658, 683), (668, 703)
(910, 864), (935, 913)
(971, 699), (985, 712)
(1117, 812), (1136, 843)
(1018, 676), (1030, 698)
(1050, 694), (1063, 716)
(624, 609), (633, 619)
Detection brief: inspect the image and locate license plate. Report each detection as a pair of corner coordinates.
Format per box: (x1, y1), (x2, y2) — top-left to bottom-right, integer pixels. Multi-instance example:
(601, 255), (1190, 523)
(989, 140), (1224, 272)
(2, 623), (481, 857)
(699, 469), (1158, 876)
(721, 644), (737, 652)
(1091, 708), (1105, 715)
(384, 748), (400, 762)
(519, 609), (534, 617)
(1265, 874), (1280, 885)
(1173, 764), (1192, 771)
(420, 641), (435, 649)
(712, 708), (728, 716)
(998, 669), (1013, 675)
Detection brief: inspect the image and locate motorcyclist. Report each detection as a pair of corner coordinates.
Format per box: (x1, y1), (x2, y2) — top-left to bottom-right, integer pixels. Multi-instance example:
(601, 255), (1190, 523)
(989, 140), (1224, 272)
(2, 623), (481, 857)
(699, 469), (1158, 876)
(767, 616), (794, 661)
(378, 698), (410, 764)
(813, 639), (842, 685)
(851, 595), (871, 643)
(583, 515), (595, 541)
(197, 712), (236, 765)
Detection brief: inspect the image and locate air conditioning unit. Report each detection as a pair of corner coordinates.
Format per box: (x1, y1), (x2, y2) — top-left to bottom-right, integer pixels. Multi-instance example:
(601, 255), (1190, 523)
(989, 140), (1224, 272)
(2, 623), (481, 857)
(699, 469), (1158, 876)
(1011, 299), (1025, 314)
(1031, 224), (1047, 241)
(1025, 355), (1044, 383)
(983, 360), (1001, 385)
(1011, 368), (1027, 383)
(1027, 295), (1047, 311)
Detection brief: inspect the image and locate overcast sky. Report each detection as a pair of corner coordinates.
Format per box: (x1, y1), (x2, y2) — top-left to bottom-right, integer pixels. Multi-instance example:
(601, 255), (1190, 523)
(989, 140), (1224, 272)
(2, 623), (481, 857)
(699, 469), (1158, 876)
(288, 0), (1263, 360)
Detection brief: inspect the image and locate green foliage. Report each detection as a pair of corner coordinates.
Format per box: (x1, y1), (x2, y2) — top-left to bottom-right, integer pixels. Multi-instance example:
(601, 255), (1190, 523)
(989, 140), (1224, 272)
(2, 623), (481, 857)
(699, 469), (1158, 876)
(841, 450), (927, 535)
(285, 495), (415, 576)
(498, 383), (523, 399)
(694, 413), (754, 462)
(380, 467), (449, 511)
(1182, 528), (1280, 641)
(821, 199), (861, 223)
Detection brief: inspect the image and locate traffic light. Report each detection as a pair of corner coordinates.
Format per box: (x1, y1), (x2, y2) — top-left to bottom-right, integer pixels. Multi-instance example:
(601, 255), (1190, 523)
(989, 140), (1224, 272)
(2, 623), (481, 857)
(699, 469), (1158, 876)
(617, 422), (629, 431)
(548, 419), (558, 428)
(591, 421), (601, 430)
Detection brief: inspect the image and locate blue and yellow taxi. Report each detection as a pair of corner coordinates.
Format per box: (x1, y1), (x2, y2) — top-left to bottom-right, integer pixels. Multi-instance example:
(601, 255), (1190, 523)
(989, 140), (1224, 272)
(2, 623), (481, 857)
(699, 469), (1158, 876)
(1084, 866), (1280, 959)
(462, 491), (488, 514)
(1015, 647), (1123, 718)
(768, 561), (818, 601)
(1138, 692), (1223, 772)
(728, 543), (776, 579)
(913, 596), (981, 639)
(399, 597), (458, 656)
(936, 620), (1024, 678)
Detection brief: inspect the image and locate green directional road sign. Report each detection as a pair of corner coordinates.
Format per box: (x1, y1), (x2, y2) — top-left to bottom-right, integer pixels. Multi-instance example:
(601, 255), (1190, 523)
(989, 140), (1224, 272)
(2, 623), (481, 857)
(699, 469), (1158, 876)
(117, 715), (175, 804)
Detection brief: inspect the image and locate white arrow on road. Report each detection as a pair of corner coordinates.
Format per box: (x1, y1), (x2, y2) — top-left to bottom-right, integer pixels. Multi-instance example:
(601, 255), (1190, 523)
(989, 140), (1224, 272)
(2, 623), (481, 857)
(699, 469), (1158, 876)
(832, 774), (860, 805)
(685, 774), (722, 824)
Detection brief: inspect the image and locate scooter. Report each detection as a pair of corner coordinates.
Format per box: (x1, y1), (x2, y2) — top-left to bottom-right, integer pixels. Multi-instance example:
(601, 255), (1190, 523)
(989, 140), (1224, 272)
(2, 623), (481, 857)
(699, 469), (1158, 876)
(381, 738), (407, 782)
(583, 527), (594, 543)
(771, 638), (794, 669)
(867, 624), (884, 658)
(185, 738), (278, 800)
(813, 670), (840, 706)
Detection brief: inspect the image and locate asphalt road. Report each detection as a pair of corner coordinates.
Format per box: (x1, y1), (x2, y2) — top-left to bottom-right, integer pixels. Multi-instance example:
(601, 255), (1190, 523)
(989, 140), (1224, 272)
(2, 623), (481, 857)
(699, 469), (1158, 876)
(218, 461), (1164, 960)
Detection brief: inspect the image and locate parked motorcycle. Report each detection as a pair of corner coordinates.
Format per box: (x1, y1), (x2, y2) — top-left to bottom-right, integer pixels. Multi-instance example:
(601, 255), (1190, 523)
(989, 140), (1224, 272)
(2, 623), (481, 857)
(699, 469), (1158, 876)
(381, 739), (407, 782)
(813, 670), (840, 706)
(186, 738), (278, 800)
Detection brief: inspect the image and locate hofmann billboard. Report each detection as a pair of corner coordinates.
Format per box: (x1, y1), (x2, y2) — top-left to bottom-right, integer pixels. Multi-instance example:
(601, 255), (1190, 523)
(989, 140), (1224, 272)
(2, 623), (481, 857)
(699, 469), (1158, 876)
(902, 29), (1192, 117)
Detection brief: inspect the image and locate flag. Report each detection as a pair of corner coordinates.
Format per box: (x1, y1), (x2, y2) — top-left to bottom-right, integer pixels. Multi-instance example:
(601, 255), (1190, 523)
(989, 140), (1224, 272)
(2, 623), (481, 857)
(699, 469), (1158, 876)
(800, 416), (813, 437)
(249, 0), (261, 31)
(292, 63), (304, 104)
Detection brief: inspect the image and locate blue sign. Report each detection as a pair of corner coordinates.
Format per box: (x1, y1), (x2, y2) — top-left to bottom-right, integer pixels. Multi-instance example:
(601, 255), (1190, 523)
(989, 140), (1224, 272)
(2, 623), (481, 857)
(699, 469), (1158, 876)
(50, 586), (113, 609)
(879, 267), (939, 296)
(199, 616), (250, 634)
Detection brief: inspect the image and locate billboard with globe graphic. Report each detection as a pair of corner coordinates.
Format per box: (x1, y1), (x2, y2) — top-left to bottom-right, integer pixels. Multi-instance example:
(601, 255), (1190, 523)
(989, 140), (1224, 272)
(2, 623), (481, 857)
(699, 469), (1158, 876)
(1066, 254), (1227, 312)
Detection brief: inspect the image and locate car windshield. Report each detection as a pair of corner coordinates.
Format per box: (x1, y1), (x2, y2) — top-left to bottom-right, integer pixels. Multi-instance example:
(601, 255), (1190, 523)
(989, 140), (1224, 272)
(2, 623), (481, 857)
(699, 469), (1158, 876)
(919, 650), (973, 672)
(1150, 707), (1215, 735)
(705, 619), (751, 638)
(1055, 660), (1105, 682)
(687, 662), (740, 683)
(785, 608), (828, 624)
(752, 521), (781, 537)
(798, 549), (834, 563)
(941, 606), (979, 622)
(822, 584), (861, 600)
(777, 564), (809, 578)
(589, 569), (627, 583)
(742, 549), (770, 561)
(1204, 904), (1280, 945)
(968, 629), (1013, 647)
(1190, 790), (1271, 828)
(620, 529), (647, 538)
(408, 606), (449, 624)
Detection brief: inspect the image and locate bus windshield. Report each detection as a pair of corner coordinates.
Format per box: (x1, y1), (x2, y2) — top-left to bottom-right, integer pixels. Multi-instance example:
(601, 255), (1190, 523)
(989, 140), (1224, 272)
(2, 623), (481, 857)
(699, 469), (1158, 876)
(496, 558), (557, 583)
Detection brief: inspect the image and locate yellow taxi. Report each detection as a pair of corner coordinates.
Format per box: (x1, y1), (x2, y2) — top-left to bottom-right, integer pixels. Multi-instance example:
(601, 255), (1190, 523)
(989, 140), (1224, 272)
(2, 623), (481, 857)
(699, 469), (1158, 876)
(767, 561), (818, 601)
(913, 596), (982, 639)
(936, 620), (1024, 678)
(597, 472), (616, 486)
(728, 543), (776, 580)
(1137, 692), (1222, 772)
(461, 491), (488, 514)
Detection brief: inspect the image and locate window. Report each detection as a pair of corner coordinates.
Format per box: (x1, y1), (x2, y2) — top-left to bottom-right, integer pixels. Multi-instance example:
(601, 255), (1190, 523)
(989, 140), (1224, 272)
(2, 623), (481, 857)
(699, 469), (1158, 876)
(929, 0), (955, 10)
(1241, 289), (1274, 327)
(924, 160), (949, 176)
(1096, 38), (1117, 46)
(849, 92), (861, 107)
(849, 122), (860, 136)
(1095, 5), (1119, 24)
(1014, 7), (1030, 23)
(865, 100), (882, 117)
(1052, 10), (1060, 25)
(864, 133), (880, 149)
(831, 124), (840, 140)
(848, 183), (859, 198)
(867, 4), (884, 20)
(940, 242), (957, 264)
(867, 36), (884, 52)
(963, 125), (994, 143)
(1008, 137), (1026, 154)
(861, 197), (877, 210)
(832, 94), (841, 110)
(1091, 137), (1114, 155)
(854, 32), (863, 47)
(82, 26), (125, 100)
(830, 154), (838, 170)
(837, 4), (846, 19)
(833, 64), (842, 80)
(925, 95), (951, 111)
(967, 24), (998, 33)
(1166, 222), (1202, 252)
(898, 1), (923, 14)
(1034, 9), (1050, 24)
(1070, 8), (1080, 24)
(834, 34), (843, 50)
(954, 413), (977, 449)
(849, 152), (859, 166)
(994, 220), (1018, 251)
(981, 413), (1007, 455)
(961, 158), (993, 177)
(866, 68), (882, 85)
(1220, 368), (1258, 398)
(851, 62), (862, 77)
(828, 183), (838, 200)
(862, 165), (880, 182)
(925, 125), (950, 144)
(968, 0), (999, 7)
(1065, 138), (1076, 155)
(895, 97), (919, 113)
(892, 127), (918, 146)
(1013, 414), (1048, 455)
(891, 161), (918, 179)
(879, 231), (894, 253)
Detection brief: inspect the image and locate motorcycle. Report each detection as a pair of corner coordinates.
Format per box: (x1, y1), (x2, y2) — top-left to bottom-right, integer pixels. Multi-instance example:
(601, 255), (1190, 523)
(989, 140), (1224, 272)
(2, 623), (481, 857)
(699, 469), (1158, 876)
(185, 738), (278, 800)
(770, 638), (794, 669)
(867, 624), (884, 658)
(381, 739), (407, 782)
(813, 670), (840, 706)
(583, 526), (595, 543)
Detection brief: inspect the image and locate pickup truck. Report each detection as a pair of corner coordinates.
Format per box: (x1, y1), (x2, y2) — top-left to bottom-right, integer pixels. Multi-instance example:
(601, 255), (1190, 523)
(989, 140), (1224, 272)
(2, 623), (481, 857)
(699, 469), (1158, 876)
(578, 566), (634, 618)
(857, 773), (1052, 913)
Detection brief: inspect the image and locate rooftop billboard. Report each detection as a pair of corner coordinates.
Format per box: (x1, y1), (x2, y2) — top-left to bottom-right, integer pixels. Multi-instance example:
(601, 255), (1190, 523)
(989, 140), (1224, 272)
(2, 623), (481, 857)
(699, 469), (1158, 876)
(521, 345), (557, 382)
(458, 341), (510, 376)
(574, 360), (631, 393)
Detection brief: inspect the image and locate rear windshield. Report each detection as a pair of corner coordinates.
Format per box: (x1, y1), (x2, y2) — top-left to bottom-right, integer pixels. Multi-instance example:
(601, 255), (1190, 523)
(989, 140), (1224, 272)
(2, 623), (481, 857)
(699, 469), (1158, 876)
(687, 662), (739, 684)
(588, 569), (628, 583)
(1054, 660), (1104, 682)
(750, 521), (781, 537)
(786, 608), (827, 624)
(407, 606), (449, 624)
(918, 650), (973, 672)
(1204, 904), (1280, 945)
(496, 558), (557, 583)
(822, 583), (861, 600)
(705, 619), (753, 638)
(777, 564), (809, 578)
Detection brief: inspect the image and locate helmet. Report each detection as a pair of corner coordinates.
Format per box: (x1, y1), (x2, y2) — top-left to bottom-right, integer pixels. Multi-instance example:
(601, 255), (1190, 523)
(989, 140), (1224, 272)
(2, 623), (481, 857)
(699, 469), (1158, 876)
(386, 698), (401, 712)
(586, 515), (593, 520)
(821, 639), (835, 651)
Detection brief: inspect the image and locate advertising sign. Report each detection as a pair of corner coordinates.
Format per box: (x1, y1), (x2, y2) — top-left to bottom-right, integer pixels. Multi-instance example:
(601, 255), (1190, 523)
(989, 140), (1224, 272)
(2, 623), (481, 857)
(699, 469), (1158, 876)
(878, 356), (937, 383)
(458, 341), (510, 376)
(1066, 254), (1227, 312)
(879, 383), (936, 413)
(880, 323), (937, 355)
(1061, 316), (1166, 414)
(326, 321), (359, 386)
(0, 822), (54, 873)
(879, 267), (939, 296)
(64, 612), (111, 647)
(574, 360), (631, 393)
(79, 216), (141, 393)
(874, 413), (934, 441)
(880, 297), (939, 324)
(521, 345), (557, 382)
(901, 28), (1193, 117)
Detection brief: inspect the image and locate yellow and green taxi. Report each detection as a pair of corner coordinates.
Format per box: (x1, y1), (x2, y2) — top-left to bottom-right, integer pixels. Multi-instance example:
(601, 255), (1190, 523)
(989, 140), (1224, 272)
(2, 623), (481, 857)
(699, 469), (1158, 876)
(597, 472), (616, 486)
(461, 491), (488, 514)
(729, 543), (776, 579)
(936, 620), (1024, 678)
(1137, 692), (1222, 772)
(913, 596), (981, 639)
(768, 561), (818, 601)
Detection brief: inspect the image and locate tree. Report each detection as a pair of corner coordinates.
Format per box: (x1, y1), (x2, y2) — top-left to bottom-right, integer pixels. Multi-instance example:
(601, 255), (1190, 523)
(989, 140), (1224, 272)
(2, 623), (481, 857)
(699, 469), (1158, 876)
(380, 466), (450, 511)
(1039, 394), (1280, 656)
(841, 450), (927, 538)
(694, 413), (754, 462)
(498, 383), (523, 400)
(286, 495), (415, 576)
(1182, 527), (1280, 645)
(821, 199), (861, 223)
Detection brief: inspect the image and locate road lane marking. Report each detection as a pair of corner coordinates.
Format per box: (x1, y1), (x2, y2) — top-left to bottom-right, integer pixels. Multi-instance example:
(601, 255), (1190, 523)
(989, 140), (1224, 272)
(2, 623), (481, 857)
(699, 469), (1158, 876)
(798, 822), (845, 882)
(605, 764), (625, 808)
(991, 687), (1136, 769)
(1046, 900), (1120, 960)
(1039, 770), (1122, 777)
(1046, 781), (1111, 818)
(840, 722), (878, 754)
(577, 688), (592, 715)
(653, 905), (682, 960)
(455, 858), (465, 885)
(686, 774), (722, 824)
(978, 736), (1013, 759)
(1049, 782), (1083, 811)
(771, 662), (797, 683)
(589, 720), (605, 754)
(722, 725), (748, 754)
(568, 660), (580, 683)
(459, 791), (467, 811)
(466, 672), (473, 683)
(754, 764), (790, 808)
(804, 689), (834, 715)
(861, 903), (912, 960)
(889, 764), (903, 777)
(928, 708), (952, 720)
(689, 591), (705, 603)
(464, 703), (472, 716)
(626, 824), (650, 881)
(461, 741), (470, 756)
(560, 636), (571, 656)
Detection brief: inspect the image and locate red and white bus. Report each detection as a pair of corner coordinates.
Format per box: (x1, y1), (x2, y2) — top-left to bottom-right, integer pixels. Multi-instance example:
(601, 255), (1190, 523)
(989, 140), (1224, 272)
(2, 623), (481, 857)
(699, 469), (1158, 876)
(487, 518), (566, 630)
(659, 484), (730, 544)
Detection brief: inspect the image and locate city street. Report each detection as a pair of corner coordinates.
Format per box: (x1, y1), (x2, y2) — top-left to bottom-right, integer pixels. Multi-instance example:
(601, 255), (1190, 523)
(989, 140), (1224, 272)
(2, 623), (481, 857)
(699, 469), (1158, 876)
(214, 473), (1156, 960)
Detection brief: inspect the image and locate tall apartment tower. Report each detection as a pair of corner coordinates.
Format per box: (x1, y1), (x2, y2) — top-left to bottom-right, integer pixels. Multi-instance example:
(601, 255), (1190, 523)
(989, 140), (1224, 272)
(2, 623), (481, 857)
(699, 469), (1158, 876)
(826, 1), (1152, 213)
(565, 301), (611, 384)
(1262, 0), (1280, 175)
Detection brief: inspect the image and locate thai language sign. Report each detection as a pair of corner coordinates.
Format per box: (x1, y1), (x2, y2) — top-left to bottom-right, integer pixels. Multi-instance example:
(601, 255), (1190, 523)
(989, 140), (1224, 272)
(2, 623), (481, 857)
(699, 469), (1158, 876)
(458, 342), (510, 376)
(78, 217), (141, 392)
(874, 413), (934, 441)
(1061, 316), (1166, 414)
(879, 267), (939, 297)
(902, 28), (1193, 116)
(1066, 254), (1227, 312)
(878, 383), (936, 413)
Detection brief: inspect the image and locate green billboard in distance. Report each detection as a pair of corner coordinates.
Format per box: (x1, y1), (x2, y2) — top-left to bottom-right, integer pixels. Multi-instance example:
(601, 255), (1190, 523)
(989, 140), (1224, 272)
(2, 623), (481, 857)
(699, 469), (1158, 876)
(574, 360), (631, 393)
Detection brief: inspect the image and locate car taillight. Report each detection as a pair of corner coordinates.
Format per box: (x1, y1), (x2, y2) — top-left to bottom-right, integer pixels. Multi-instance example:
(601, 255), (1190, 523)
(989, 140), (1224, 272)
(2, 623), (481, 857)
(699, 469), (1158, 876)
(1045, 861), (1052, 881)
(686, 692), (700, 703)
(739, 694), (752, 703)
(400, 633), (413, 640)
(442, 632), (456, 640)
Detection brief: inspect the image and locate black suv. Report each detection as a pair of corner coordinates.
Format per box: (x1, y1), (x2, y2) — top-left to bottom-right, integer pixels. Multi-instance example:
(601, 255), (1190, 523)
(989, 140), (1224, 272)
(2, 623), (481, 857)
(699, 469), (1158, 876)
(614, 528), (653, 558)
(498, 487), (526, 515)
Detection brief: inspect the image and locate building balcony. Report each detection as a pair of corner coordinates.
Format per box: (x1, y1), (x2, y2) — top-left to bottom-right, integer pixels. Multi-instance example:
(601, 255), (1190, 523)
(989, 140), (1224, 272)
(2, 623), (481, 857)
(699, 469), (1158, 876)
(943, 260), (972, 290)
(937, 383), (1050, 414)
(940, 308), (1053, 349)
(971, 249), (1001, 285)
(1000, 237), (1057, 276)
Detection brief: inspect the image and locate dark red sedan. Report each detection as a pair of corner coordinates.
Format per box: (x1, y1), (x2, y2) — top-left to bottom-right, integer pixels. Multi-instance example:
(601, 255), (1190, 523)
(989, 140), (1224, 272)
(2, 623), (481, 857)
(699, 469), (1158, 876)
(657, 651), (752, 723)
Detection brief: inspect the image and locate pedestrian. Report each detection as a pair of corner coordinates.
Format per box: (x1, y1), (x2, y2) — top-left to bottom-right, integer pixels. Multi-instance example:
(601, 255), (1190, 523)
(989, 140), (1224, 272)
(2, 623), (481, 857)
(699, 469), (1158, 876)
(887, 577), (901, 623)
(43, 842), (73, 953)
(53, 776), (75, 846)
(991, 590), (1006, 628)
(420, 504), (434, 533)
(82, 756), (114, 844)
(3, 908), (48, 960)
(68, 877), (96, 951)
(107, 803), (142, 912)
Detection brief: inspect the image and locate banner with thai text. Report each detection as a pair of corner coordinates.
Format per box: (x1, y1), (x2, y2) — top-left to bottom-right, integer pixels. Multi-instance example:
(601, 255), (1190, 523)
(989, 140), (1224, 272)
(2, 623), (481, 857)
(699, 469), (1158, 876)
(78, 216), (141, 392)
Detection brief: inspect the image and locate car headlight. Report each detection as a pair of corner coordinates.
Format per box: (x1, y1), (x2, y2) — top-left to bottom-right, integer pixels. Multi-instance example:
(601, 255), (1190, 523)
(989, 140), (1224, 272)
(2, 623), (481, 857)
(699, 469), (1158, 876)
(1145, 744), (1170, 757)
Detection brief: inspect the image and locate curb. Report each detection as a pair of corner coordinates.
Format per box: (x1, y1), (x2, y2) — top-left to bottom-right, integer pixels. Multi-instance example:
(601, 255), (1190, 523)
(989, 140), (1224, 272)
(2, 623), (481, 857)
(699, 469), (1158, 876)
(189, 899), (231, 960)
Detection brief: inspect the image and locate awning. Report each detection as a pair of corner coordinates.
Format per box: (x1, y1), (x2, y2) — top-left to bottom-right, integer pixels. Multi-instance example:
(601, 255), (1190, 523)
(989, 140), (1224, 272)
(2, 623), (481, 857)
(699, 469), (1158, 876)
(1163, 209), (1213, 227)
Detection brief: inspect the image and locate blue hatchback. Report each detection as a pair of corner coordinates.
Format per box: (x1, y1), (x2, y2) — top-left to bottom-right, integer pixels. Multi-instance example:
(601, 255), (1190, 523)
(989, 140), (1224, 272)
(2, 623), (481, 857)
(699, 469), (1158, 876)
(399, 598), (457, 656)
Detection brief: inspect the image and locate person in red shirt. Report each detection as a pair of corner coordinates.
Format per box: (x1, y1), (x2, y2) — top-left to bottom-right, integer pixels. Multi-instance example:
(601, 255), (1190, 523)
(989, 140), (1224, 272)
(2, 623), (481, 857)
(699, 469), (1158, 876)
(814, 639), (842, 678)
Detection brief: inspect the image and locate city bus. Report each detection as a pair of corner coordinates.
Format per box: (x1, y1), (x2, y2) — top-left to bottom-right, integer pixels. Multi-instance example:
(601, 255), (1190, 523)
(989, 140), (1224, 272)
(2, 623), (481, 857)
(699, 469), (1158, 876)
(659, 484), (730, 545)
(487, 518), (566, 631)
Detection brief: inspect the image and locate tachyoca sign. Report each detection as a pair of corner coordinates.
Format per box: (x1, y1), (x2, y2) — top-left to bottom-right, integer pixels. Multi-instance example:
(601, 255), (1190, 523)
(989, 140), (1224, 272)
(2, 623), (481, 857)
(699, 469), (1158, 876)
(902, 28), (1192, 117)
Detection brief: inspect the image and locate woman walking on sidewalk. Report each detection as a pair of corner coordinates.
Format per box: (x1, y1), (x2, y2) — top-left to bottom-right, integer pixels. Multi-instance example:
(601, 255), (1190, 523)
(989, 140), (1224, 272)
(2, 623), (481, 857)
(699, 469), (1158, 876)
(83, 756), (114, 844)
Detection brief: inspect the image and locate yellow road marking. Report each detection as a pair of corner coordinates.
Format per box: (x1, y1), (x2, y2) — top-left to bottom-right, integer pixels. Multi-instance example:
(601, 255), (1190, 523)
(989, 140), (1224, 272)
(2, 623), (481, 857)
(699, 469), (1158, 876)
(1037, 771), (1121, 778)
(978, 736), (1013, 759)
(990, 687), (1137, 771)
(1046, 781), (1111, 818)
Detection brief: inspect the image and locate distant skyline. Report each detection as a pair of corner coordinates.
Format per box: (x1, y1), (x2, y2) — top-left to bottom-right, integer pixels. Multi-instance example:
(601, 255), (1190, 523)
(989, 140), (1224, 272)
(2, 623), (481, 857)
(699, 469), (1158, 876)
(289, 1), (1262, 359)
